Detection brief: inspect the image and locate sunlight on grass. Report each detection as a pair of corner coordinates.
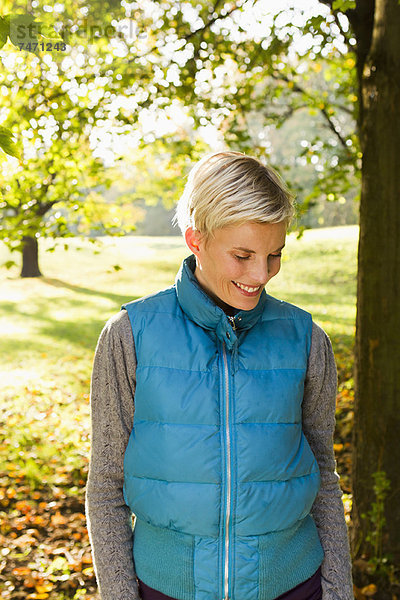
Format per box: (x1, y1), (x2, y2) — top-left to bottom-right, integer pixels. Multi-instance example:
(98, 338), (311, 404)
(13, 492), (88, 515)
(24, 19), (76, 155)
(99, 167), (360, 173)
(0, 227), (357, 397)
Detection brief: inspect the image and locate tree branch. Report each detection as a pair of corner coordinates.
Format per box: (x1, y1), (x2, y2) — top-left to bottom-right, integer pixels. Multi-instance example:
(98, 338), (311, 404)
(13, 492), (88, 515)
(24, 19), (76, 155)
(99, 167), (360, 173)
(330, 102), (354, 116)
(320, 106), (349, 148)
(184, 2), (241, 42)
(129, 1), (244, 63)
(36, 200), (57, 216)
(263, 104), (309, 124)
(269, 72), (353, 150)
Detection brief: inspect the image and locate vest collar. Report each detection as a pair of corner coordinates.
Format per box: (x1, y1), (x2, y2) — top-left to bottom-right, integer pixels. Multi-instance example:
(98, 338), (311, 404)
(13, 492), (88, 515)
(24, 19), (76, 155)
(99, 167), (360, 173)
(175, 254), (267, 350)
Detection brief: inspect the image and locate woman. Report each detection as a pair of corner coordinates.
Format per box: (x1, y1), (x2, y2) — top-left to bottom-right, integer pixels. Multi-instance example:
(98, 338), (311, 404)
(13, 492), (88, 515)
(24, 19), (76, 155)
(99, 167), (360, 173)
(86, 151), (353, 600)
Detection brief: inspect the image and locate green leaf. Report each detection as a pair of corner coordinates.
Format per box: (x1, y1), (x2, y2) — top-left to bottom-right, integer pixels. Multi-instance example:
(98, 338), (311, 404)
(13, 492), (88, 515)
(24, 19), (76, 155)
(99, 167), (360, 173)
(36, 17), (63, 41)
(332, 0), (356, 11)
(0, 126), (20, 158)
(7, 14), (39, 47)
(0, 16), (8, 49)
(2, 260), (18, 270)
(1, 13), (62, 52)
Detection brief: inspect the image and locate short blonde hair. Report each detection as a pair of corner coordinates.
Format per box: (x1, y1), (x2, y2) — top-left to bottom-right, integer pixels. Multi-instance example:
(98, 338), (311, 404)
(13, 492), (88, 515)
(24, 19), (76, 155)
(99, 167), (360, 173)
(173, 151), (295, 238)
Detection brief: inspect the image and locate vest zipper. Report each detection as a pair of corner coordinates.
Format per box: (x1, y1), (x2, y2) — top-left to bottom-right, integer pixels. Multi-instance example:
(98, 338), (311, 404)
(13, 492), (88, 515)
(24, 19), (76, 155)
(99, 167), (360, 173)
(222, 340), (231, 600)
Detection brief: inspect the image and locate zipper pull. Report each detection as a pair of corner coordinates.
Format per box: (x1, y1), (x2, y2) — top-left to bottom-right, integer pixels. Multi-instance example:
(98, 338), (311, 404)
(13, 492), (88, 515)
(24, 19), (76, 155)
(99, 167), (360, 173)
(227, 315), (236, 331)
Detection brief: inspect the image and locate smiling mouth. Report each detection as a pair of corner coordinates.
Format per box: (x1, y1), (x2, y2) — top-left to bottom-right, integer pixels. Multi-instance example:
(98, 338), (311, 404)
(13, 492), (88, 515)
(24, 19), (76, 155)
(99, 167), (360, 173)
(232, 281), (262, 294)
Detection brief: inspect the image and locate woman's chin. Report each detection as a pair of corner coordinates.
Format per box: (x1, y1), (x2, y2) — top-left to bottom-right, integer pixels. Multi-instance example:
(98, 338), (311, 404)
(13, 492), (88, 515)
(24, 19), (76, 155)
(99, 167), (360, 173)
(229, 291), (261, 311)
(236, 299), (260, 311)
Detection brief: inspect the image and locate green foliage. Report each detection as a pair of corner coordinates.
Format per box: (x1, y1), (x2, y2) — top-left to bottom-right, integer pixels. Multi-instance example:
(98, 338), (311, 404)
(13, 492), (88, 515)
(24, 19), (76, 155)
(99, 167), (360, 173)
(0, 6), (141, 272)
(87, 0), (360, 215)
(332, 1), (356, 11)
(119, 138), (210, 210)
(0, 12), (62, 51)
(362, 471), (392, 573)
(0, 125), (19, 158)
(0, 16), (7, 48)
(3, 259), (17, 269)
(1, 0), (361, 277)
(0, 10), (61, 157)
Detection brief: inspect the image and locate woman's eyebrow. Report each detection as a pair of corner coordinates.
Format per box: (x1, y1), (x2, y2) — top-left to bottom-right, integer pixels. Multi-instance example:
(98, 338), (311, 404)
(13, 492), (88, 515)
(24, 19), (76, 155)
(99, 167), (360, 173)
(232, 246), (256, 253)
(232, 244), (286, 253)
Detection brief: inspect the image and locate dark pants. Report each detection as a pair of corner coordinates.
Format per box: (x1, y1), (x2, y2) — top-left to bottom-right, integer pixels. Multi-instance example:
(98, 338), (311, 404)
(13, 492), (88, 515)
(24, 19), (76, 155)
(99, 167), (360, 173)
(138, 566), (322, 600)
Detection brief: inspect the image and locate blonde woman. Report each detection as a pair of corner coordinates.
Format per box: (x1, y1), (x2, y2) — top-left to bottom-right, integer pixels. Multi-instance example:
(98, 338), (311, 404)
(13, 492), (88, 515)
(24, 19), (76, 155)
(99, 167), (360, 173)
(86, 152), (353, 600)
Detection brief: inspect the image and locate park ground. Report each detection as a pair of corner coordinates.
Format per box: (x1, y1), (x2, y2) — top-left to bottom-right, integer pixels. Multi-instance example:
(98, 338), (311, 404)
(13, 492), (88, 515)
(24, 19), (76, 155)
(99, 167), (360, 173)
(0, 227), (357, 599)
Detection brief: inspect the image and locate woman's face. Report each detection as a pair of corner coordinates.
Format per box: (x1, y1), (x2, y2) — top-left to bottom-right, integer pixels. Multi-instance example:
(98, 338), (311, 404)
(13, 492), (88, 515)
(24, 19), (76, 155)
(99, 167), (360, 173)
(185, 221), (287, 311)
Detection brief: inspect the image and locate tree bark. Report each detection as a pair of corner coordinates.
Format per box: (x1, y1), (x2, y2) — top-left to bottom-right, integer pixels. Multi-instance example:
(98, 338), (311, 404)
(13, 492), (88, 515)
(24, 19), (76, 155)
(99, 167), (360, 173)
(20, 235), (42, 278)
(352, 0), (400, 563)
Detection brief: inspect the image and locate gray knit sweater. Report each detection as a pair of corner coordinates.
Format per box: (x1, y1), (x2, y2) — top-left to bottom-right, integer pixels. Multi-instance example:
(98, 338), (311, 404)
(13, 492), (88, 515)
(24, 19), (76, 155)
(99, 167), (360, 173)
(85, 309), (353, 600)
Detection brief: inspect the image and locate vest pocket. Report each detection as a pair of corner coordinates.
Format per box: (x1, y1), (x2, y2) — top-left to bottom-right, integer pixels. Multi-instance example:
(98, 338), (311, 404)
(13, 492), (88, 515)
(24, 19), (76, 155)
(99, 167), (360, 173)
(258, 515), (324, 600)
(133, 517), (195, 600)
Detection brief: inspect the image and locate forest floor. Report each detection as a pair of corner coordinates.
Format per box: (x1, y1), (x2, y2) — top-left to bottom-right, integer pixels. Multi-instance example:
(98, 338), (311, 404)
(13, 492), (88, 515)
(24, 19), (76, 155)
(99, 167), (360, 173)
(0, 228), (395, 599)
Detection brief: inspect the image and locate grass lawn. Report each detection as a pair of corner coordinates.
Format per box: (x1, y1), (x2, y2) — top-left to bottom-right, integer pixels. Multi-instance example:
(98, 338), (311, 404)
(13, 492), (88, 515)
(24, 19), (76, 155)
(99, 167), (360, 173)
(0, 226), (358, 599)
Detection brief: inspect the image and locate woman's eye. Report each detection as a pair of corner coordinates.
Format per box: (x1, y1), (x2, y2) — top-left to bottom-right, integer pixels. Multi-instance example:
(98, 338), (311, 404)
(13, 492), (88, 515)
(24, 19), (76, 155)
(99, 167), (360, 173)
(234, 255), (250, 261)
(269, 253), (282, 259)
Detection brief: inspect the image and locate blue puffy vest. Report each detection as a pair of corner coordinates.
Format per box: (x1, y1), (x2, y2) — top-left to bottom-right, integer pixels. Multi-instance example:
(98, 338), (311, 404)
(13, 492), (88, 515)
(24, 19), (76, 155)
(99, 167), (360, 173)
(122, 255), (323, 600)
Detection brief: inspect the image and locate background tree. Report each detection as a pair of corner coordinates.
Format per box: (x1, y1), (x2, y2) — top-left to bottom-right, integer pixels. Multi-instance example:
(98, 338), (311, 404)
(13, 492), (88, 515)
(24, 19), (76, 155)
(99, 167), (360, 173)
(0, 0), (213, 275)
(348, 0), (400, 570)
(0, 2), (147, 277)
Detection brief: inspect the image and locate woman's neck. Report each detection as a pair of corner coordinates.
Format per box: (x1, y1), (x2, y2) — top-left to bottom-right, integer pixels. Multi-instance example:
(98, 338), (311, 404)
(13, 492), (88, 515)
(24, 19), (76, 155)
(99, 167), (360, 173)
(189, 254), (239, 317)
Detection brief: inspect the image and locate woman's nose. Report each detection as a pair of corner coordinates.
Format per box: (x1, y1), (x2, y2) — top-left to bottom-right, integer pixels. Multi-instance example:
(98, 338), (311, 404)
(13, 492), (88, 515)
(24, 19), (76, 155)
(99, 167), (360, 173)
(250, 259), (269, 284)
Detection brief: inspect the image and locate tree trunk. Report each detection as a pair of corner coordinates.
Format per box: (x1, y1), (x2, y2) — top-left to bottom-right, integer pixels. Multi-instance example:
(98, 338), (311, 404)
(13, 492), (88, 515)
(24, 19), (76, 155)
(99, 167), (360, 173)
(352, 0), (400, 563)
(20, 235), (42, 277)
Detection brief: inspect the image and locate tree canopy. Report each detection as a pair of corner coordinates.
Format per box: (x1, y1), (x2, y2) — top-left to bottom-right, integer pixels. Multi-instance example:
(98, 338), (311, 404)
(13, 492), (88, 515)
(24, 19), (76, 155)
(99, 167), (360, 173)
(1, 0), (361, 275)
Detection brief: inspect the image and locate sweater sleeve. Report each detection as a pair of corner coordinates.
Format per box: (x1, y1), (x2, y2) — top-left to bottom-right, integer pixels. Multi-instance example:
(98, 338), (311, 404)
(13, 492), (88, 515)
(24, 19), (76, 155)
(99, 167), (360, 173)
(85, 309), (140, 600)
(303, 322), (354, 600)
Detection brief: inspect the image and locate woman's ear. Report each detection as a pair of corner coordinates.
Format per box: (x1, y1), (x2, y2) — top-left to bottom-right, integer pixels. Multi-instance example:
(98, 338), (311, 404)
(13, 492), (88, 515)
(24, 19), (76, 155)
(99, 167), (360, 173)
(185, 227), (202, 257)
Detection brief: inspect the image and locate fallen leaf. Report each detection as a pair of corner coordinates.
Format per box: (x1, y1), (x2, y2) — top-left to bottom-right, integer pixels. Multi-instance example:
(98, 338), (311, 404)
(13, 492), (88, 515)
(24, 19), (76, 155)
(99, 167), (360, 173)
(353, 585), (367, 600)
(12, 566), (32, 577)
(82, 553), (92, 564)
(23, 575), (36, 588)
(13, 533), (37, 547)
(51, 511), (67, 526)
(35, 582), (54, 593)
(361, 584), (378, 597)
